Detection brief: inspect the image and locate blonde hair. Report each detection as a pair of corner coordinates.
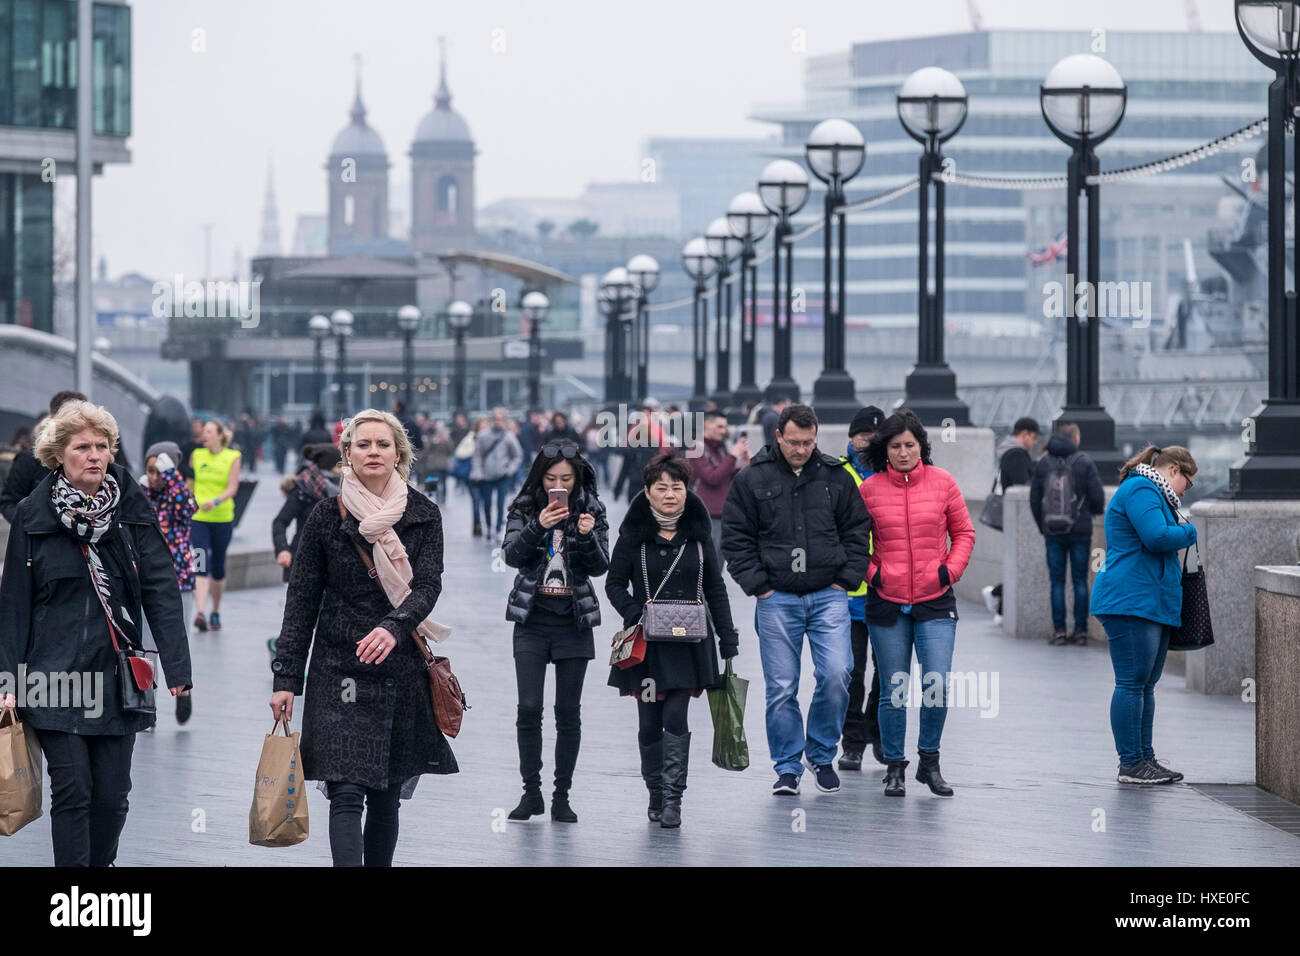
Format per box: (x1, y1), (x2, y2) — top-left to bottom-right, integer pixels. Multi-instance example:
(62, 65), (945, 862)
(34, 400), (121, 470)
(203, 419), (233, 448)
(1118, 444), (1197, 482)
(339, 409), (414, 484)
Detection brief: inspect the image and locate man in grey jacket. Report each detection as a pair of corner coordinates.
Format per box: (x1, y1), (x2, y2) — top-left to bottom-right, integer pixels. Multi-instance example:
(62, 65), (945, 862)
(473, 407), (524, 538)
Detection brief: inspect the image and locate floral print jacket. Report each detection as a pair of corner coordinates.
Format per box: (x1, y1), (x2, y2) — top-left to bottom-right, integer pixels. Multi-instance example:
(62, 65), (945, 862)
(145, 465), (199, 591)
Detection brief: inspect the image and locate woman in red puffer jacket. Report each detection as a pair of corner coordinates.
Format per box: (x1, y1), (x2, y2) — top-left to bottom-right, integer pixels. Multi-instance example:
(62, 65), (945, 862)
(859, 409), (975, 798)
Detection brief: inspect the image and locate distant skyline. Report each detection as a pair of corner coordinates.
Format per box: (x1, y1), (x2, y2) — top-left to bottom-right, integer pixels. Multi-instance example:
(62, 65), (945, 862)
(95, 0), (1238, 281)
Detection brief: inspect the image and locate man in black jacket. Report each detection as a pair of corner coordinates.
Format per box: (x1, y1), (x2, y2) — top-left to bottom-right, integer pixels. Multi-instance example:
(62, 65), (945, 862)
(982, 416), (1039, 622)
(1030, 420), (1105, 645)
(722, 404), (871, 796)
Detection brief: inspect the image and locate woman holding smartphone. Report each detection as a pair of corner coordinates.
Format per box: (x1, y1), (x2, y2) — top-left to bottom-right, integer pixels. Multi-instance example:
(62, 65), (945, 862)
(501, 440), (609, 823)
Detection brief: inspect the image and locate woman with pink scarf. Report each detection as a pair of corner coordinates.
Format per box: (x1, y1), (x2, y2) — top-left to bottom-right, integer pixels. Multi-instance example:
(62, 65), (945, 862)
(270, 409), (456, 867)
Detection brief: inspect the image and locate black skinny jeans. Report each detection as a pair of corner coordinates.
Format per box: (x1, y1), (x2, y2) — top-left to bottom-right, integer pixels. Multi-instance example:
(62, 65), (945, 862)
(841, 619), (881, 753)
(514, 655), (587, 793)
(36, 730), (135, 867)
(324, 781), (403, 867)
(636, 689), (692, 746)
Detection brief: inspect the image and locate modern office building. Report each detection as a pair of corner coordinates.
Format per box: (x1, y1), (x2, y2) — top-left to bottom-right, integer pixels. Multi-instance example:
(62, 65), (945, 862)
(0, 0), (131, 334)
(643, 136), (776, 239)
(748, 29), (1272, 338)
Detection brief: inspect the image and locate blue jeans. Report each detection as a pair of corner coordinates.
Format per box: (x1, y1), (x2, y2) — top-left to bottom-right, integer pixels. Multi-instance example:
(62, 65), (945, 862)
(753, 586), (852, 777)
(1097, 615), (1169, 766)
(869, 610), (957, 762)
(1045, 532), (1091, 631)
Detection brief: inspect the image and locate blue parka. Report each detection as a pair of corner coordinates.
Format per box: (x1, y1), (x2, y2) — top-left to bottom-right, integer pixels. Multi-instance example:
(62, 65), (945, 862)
(1089, 474), (1196, 627)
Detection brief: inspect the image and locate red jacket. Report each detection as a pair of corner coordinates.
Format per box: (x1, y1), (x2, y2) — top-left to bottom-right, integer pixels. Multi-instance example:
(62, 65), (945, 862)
(689, 438), (740, 518)
(860, 461), (975, 605)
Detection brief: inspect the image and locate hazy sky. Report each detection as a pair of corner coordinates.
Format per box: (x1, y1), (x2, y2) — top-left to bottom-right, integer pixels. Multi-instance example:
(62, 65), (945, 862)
(94, 0), (1238, 280)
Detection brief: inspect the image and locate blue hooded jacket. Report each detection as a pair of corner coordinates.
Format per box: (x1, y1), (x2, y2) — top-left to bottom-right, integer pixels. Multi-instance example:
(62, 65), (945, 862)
(1089, 473), (1196, 627)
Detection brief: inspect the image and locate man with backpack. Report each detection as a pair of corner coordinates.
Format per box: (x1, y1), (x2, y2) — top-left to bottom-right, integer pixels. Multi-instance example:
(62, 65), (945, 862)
(1030, 421), (1105, 645)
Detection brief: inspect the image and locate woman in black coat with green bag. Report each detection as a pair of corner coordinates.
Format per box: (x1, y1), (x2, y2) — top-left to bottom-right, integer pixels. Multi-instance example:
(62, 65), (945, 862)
(606, 453), (738, 828)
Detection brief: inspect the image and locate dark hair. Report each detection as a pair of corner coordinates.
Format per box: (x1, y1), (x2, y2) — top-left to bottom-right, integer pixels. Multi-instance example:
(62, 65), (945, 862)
(703, 409), (727, 423)
(49, 390), (87, 415)
(777, 403), (818, 434)
(772, 394), (792, 407)
(1053, 420), (1081, 446)
(1012, 416), (1040, 436)
(392, 400), (407, 415)
(865, 408), (933, 473)
(643, 452), (691, 489)
(510, 441), (597, 513)
(1118, 444), (1197, 482)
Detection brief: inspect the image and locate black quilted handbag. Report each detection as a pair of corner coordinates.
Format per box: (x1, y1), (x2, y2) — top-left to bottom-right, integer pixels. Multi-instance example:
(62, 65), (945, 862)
(1168, 540), (1214, 651)
(640, 541), (707, 642)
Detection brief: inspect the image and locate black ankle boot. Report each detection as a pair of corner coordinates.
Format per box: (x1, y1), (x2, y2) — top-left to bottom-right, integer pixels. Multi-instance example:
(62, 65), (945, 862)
(916, 749), (954, 796)
(660, 731), (690, 828)
(884, 759), (908, 796)
(639, 739), (664, 822)
(550, 791), (578, 823)
(552, 704), (581, 823)
(508, 707), (545, 820)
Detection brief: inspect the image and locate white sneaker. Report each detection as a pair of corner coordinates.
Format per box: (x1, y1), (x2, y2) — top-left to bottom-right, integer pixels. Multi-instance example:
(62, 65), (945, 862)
(981, 585), (999, 615)
(993, 613), (1003, 626)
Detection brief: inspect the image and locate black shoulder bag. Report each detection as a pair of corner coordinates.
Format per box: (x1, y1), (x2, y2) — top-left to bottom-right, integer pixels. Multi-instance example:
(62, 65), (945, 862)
(641, 541), (708, 642)
(1168, 533), (1214, 651)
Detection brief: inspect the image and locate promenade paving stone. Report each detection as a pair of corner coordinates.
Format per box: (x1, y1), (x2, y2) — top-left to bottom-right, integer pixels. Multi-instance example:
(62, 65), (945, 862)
(2, 471), (1296, 866)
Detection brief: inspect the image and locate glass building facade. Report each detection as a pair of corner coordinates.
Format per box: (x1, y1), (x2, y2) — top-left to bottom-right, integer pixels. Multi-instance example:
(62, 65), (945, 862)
(750, 29), (1272, 335)
(0, 0), (130, 333)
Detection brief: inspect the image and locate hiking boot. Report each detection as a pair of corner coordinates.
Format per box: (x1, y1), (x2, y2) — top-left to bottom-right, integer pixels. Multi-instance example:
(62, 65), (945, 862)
(1150, 758), (1184, 783)
(1117, 759), (1176, 785)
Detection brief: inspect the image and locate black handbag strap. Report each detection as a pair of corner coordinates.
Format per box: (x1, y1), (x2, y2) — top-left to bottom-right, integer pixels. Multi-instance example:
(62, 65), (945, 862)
(641, 540), (704, 604)
(1172, 510), (1203, 573)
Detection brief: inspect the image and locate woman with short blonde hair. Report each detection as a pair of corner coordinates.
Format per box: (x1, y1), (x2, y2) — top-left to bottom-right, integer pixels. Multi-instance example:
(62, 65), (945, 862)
(0, 400), (192, 865)
(339, 410), (414, 484)
(189, 419), (242, 632)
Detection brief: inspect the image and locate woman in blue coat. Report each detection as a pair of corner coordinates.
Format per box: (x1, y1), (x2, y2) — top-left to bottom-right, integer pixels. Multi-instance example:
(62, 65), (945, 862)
(1090, 445), (1198, 786)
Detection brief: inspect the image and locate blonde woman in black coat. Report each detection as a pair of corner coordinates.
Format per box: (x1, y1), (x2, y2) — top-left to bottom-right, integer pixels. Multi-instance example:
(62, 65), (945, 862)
(606, 454), (738, 828)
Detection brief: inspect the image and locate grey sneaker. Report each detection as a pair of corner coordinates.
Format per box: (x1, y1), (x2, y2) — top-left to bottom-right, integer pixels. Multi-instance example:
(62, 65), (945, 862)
(1149, 758), (1184, 782)
(1117, 759), (1176, 785)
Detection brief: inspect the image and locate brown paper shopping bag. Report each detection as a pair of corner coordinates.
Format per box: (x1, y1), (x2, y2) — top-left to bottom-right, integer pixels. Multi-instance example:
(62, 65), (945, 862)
(0, 707), (43, 836)
(248, 715), (309, 847)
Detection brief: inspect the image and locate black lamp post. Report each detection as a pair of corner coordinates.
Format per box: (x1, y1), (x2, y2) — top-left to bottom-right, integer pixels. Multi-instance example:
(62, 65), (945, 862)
(447, 299), (472, 412)
(1229, 0), (1300, 498)
(599, 267), (637, 405)
(397, 304), (420, 411)
(1041, 53), (1127, 479)
(758, 159), (810, 403)
(899, 66), (971, 426)
(627, 254), (661, 405)
(681, 237), (717, 411)
(329, 308), (354, 421)
(309, 313), (330, 412)
(727, 191), (772, 418)
(522, 290), (549, 409)
(805, 118), (866, 424)
(705, 216), (743, 415)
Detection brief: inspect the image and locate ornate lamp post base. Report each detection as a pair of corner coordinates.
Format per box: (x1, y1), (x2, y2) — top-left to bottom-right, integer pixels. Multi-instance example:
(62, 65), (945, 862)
(811, 369), (858, 424)
(903, 363), (970, 426)
(1226, 400), (1300, 498)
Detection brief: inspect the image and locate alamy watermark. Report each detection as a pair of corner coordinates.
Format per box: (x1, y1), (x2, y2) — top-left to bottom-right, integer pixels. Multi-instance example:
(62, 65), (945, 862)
(1042, 274), (1151, 328)
(152, 275), (261, 329)
(1, 666), (104, 718)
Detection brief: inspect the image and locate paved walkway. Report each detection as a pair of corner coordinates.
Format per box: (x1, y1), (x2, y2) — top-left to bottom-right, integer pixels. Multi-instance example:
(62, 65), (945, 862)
(2, 476), (1297, 866)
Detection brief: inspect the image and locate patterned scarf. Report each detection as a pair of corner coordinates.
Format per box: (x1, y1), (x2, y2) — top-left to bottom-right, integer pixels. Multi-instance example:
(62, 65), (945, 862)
(1134, 462), (1181, 511)
(298, 462), (333, 501)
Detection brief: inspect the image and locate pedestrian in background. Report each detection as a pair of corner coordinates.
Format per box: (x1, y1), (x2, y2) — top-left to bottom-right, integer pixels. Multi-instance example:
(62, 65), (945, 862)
(982, 416), (1039, 624)
(606, 454), (738, 828)
(1, 390), (94, 524)
(270, 408), (456, 866)
(584, 420), (610, 487)
(860, 409), (975, 797)
(501, 440), (609, 823)
(272, 443), (342, 582)
(837, 405), (884, 771)
(1030, 420), (1105, 645)
(722, 403), (871, 797)
(189, 420), (241, 633)
(1090, 445), (1198, 786)
(142, 440), (199, 724)
(423, 422), (453, 505)
(688, 409), (748, 561)
(0, 401), (192, 865)
(471, 407), (523, 539)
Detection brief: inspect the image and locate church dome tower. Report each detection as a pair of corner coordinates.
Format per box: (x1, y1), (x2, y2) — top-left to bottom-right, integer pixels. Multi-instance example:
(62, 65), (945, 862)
(327, 56), (391, 255)
(410, 37), (476, 256)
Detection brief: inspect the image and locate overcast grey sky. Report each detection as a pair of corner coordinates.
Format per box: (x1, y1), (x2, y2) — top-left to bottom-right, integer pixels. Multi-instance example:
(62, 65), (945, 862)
(94, 0), (1238, 280)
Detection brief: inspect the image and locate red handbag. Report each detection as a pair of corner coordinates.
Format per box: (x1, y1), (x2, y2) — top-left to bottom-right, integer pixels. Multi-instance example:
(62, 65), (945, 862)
(610, 622), (646, 670)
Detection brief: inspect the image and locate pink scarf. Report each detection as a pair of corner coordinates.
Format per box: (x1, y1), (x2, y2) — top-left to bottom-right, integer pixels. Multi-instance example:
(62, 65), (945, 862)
(339, 467), (451, 643)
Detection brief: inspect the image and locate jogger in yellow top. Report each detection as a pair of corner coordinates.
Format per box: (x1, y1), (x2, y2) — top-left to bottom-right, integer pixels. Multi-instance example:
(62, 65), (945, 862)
(190, 420), (241, 632)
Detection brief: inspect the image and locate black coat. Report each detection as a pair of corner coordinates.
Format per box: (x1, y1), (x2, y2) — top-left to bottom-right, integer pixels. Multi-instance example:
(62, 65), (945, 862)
(502, 470), (609, 631)
(0, 462), (192, 734)
(721, 443), (872, 596)
(0, 449), (47, 525)
(606, 492), (738, 694)
(1030, 434), (1107, 536)
(270, 471), (339, 583)
(272, 488), (457, 790)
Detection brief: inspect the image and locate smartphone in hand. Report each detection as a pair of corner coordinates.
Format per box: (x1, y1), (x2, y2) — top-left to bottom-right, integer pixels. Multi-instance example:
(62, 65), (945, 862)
(548, 487), (569, 511)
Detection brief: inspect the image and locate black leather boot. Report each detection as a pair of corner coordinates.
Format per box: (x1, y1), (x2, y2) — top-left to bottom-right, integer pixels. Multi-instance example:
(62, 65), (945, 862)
(508, 706), (544, 820)
(916, 749), (954, 796)
(660, 731), (690, 828)
(884, 759), (908, 796)
(552, 705), (581, 822)
(640, 739), (664, 822)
